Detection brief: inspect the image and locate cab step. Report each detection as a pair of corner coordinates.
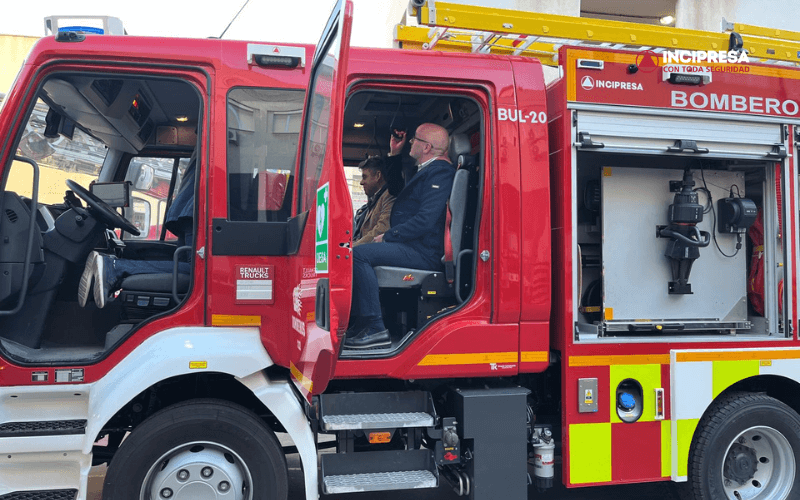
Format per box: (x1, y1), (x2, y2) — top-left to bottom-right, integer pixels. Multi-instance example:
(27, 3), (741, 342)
(321, 449), (438, 494)
(0, 490), (78, 500)
(322, 412), (432, 430)
(319, 391), (435, 431)
(0, 420), (86, 438)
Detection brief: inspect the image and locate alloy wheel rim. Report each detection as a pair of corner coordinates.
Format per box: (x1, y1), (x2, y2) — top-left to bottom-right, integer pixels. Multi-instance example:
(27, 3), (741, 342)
(721, 425), (795, 500)
(140, 441), (253, 500)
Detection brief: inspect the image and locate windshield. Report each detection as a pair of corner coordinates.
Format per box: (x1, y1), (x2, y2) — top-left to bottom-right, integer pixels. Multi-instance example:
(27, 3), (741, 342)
(6, 99), (106, 202)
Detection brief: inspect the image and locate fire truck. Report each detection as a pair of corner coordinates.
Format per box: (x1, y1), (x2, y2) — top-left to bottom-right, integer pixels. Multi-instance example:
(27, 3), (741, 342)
(2, 1), (800, 499)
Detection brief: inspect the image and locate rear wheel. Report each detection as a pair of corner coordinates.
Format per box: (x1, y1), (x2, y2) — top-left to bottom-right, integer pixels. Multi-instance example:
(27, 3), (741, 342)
(688, 393), (800, 500)
(103, 399), (288, 500)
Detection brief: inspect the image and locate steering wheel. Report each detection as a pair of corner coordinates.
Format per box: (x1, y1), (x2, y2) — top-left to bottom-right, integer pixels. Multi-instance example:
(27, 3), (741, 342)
(66, 180), (141, 236)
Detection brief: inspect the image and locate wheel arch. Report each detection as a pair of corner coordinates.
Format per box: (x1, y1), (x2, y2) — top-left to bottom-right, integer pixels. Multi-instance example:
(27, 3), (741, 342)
(85, 327), (318, 500)
(717, 374), (800, 417)
(97, 370), (289, 434)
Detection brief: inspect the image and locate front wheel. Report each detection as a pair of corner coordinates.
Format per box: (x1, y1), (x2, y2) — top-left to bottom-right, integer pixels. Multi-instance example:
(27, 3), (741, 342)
(687, 393), (800, 500)
(103, 399), (288, 500)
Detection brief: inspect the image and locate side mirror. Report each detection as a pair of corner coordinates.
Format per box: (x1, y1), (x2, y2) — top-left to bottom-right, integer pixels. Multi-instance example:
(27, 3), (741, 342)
(19, 131), (55, 160)
(132, 164), (155, 190)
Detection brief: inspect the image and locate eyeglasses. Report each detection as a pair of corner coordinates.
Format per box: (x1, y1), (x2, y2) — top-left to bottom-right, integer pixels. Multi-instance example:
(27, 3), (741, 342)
(409, 136), (433, 147)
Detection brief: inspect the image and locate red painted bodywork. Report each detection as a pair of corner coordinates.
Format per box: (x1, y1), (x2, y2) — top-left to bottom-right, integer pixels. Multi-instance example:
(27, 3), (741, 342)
(2, 26), (800, 493)
(0, 33), (552, 388)
(551, 46), (800, 487)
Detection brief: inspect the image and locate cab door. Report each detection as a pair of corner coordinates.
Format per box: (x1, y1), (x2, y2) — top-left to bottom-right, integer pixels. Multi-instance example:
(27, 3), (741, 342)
(289, 0), (353, 400)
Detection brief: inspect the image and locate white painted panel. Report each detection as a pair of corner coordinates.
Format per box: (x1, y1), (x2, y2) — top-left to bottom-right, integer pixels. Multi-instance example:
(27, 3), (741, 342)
(0, 388), (89, 424)
(759, 358), (800, 380)
(672, 360), (712, 420)
(0, 452), (87, 495)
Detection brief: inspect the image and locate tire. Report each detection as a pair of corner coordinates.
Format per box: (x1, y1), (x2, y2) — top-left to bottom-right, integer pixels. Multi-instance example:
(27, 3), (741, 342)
(687, 392), (800, 500)
(103, 399), (288, 500)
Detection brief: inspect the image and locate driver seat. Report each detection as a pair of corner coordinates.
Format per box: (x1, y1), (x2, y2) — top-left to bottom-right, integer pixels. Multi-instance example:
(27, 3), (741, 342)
(118, 269), (191, 320)
(118, 152), (197, 320)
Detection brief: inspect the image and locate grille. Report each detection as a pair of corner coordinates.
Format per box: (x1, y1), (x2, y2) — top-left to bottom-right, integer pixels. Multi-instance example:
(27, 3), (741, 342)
(5, 209), (18, 223)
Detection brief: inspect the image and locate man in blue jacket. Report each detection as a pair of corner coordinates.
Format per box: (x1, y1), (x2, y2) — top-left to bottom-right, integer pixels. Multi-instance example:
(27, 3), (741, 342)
(345, 123), (456, 349)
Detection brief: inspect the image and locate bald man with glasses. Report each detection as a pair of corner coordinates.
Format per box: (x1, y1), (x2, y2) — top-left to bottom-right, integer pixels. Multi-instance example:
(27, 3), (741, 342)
(346, 123), (456, 349)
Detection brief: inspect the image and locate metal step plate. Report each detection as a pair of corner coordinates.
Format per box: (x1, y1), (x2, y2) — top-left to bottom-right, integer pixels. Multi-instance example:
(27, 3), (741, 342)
(323, 470), (438, 494)
(0, 490), (78, 500)
(322, 412), (434, 431)
(0, 420), (86, 438)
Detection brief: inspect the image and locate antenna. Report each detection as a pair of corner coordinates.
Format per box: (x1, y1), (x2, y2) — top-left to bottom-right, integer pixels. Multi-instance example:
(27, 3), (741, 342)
(218, 0), (250, 39)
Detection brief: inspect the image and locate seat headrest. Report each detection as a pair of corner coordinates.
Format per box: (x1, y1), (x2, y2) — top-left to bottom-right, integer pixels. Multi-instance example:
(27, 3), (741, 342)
(449, 134), (470, 164)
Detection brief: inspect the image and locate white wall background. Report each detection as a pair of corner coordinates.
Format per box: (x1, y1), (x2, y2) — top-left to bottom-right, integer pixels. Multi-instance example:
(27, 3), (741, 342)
(677, 0), (800, 32)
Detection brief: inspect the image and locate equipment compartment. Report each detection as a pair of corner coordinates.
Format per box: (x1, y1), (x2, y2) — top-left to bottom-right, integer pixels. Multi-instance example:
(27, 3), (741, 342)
(575, 154), (785, 339)
(602, 166), (748, 330)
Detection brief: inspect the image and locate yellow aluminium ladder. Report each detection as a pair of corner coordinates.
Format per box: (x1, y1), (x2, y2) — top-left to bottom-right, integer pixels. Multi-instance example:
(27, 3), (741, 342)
(394, 0), (800, 67)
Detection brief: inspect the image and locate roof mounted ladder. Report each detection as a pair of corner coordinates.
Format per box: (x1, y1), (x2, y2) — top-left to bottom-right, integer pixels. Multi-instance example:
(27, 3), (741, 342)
(396, 1), (800, 67)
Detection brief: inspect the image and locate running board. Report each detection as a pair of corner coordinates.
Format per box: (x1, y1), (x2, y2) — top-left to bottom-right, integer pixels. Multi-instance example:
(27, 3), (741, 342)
(322, 412), (433, 431)
(321, 449), (438, 494)
(319, 391), (436, 431)
(0, 490), (78, 500)
(0, 420), (86, 438)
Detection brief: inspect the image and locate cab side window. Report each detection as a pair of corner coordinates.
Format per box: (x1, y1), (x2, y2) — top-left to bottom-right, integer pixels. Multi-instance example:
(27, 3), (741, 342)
(226, 88), (304, 222)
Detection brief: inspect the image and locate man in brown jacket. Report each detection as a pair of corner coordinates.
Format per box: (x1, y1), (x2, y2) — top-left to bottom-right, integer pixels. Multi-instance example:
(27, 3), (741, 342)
(352, 156), (396, 247)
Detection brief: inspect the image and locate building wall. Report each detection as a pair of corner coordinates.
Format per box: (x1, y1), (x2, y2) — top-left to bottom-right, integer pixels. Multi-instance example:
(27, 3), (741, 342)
(676, 0), (800, 32)
(515, 0), (580, 16)
(352, 0), (408, 48)
(0, 35), (38, 96)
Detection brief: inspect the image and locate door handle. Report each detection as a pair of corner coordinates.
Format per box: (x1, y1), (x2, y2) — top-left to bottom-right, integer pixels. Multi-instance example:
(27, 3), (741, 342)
(315, 278), (330, 331)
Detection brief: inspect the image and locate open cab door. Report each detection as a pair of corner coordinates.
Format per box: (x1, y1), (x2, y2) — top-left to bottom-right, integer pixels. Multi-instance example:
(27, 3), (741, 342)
(290, 0), (353, 400)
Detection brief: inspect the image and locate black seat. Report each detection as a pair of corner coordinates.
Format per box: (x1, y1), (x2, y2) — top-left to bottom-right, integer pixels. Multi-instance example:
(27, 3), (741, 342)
(119, 269), (191, 321)
(121, 272), (191, 293)
(373, 134), (475, 329)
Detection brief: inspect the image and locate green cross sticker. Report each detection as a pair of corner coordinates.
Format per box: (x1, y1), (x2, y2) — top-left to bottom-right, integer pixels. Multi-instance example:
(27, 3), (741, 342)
(315, 183), (329, 274)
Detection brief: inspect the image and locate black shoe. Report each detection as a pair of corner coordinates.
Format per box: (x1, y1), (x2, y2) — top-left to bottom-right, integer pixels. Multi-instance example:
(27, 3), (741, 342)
(344, 328), (391, 349)
(345, 323), (364, 338)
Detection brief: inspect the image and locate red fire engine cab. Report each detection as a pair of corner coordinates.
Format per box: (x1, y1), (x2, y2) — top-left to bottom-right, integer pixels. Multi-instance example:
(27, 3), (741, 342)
(1, 1), (800, 499)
